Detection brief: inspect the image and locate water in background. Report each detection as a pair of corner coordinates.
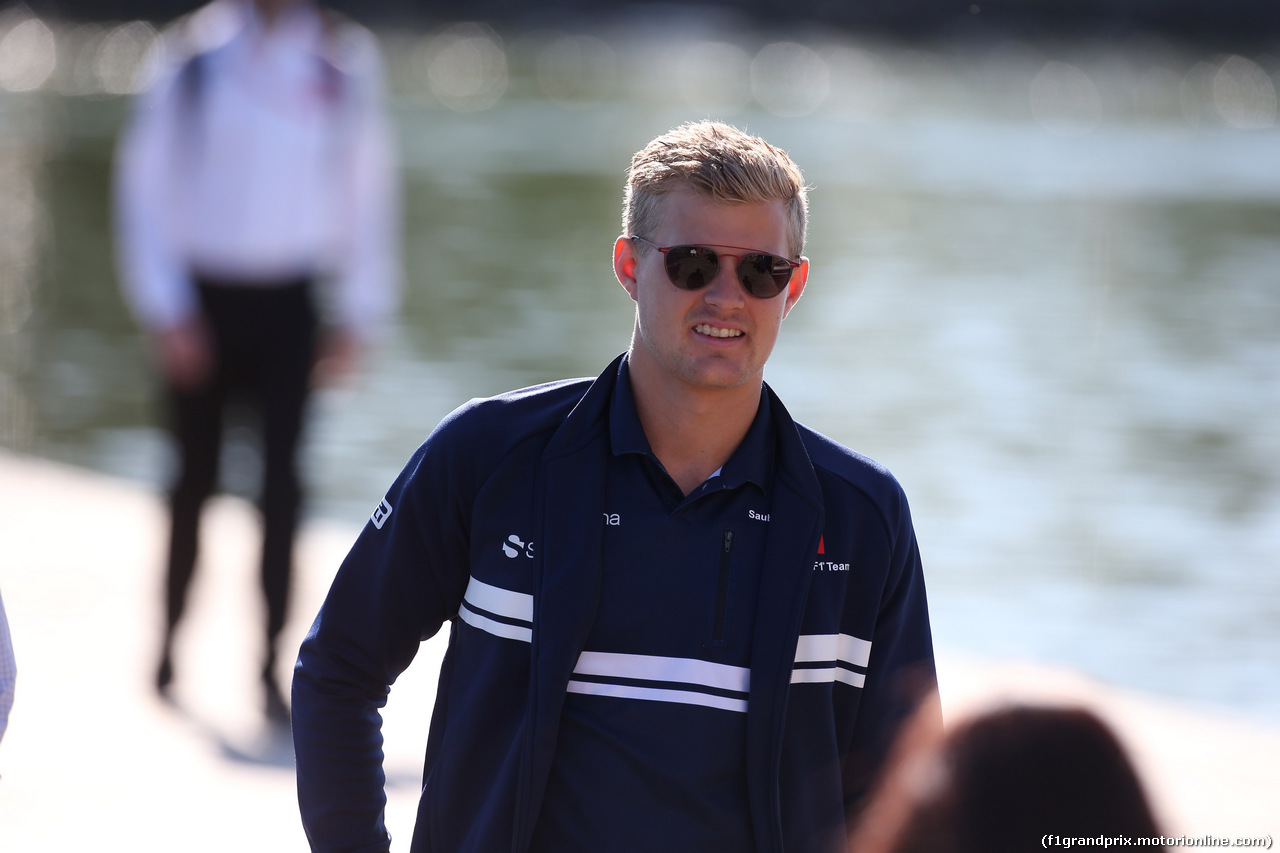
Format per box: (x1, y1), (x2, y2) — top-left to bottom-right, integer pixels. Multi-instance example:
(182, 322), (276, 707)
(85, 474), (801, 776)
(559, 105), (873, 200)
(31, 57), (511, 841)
(1, 10), (1278, 721)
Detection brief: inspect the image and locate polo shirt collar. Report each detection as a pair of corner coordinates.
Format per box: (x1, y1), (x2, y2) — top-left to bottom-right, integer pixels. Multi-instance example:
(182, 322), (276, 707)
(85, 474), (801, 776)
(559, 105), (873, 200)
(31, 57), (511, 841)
(608, 355), (774, 492)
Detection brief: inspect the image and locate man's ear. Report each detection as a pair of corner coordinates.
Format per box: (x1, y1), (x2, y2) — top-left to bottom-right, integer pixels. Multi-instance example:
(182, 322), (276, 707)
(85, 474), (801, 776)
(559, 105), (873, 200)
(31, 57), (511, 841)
(781, 258), (809, 319)
(614, 236), (640, 302)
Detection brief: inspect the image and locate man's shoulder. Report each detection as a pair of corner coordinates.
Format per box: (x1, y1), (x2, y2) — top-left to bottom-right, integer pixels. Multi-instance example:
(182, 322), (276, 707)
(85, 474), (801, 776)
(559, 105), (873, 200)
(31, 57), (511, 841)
(792, 422), (908, 508)
(318, 8), (386, 78)
(395, 377), (595, 494)
(158, 2), (382, 67)
(161, 1), (241, 61)
(432, 376), (596, 452)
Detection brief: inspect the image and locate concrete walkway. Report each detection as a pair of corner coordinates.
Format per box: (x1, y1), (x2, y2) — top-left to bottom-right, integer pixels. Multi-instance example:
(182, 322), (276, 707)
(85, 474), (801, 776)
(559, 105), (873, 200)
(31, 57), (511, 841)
(0, 450), (1276, 850)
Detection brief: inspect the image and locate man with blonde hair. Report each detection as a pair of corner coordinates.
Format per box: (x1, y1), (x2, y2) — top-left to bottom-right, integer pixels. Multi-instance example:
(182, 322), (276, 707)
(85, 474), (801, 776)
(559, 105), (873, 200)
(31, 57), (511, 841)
(293, 120), (937, 853)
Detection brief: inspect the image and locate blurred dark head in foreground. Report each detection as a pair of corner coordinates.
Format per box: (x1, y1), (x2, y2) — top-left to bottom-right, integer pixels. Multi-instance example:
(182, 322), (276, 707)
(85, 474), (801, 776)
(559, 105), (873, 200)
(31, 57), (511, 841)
(853, 702), (1166, 853)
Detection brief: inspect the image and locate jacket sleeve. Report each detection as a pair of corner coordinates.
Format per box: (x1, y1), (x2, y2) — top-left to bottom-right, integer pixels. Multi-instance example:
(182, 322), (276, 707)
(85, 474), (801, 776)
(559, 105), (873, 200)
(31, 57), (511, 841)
(842, 484), (939, 822)
(291, 410), (477, 852)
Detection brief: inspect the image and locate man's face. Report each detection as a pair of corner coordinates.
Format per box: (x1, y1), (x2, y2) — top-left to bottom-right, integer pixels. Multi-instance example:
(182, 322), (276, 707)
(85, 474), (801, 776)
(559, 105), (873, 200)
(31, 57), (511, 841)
(615, 187), (808, 395)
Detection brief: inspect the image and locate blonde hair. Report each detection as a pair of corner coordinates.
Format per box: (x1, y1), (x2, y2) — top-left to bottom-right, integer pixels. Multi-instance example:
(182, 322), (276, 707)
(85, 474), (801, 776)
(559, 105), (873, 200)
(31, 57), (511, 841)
(623, 121), (808, 259)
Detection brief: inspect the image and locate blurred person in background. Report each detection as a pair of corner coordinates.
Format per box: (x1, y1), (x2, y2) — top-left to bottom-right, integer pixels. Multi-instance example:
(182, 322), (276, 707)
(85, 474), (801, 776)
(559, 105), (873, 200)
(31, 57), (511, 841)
(0, 588), (14, 745)
(113, 0), (398, 724)
(851, 701), (1167, 853)
(292, 120), (937, 853)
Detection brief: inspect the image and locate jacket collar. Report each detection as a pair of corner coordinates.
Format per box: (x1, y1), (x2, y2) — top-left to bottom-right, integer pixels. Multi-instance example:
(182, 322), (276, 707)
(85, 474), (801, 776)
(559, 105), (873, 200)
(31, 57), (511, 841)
(512, 354), (621, 847)
(744, 384), (826, 852)
(607, 357), (775, 494)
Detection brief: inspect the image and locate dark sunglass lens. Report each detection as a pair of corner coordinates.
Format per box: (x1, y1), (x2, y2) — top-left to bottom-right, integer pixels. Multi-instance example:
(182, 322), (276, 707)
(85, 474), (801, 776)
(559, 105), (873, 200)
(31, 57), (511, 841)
(738, 253), (790, 298)
(665, 246), (719, 291)
(767, 255), (795, 292)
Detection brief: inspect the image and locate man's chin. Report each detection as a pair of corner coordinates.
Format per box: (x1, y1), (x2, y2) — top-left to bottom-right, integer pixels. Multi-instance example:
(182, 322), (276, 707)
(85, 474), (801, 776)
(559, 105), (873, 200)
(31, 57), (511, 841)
(678, 361), (762, 392)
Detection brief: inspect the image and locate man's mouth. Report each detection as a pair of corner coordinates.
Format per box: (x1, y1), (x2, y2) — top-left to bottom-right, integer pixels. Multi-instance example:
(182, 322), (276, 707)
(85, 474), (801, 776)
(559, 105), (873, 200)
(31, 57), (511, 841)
(694, 323), (743, 339)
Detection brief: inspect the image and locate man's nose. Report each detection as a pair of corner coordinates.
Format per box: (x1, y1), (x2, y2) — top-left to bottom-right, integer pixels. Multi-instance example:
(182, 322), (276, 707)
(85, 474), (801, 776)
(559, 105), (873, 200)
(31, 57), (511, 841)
(703, 257), (747, 306)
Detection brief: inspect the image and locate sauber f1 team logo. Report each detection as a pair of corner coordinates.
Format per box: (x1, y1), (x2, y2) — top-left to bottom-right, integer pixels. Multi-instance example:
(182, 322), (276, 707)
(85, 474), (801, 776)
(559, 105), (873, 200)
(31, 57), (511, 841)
(814, 535), (849, 571)
(502, 534), (534, 559)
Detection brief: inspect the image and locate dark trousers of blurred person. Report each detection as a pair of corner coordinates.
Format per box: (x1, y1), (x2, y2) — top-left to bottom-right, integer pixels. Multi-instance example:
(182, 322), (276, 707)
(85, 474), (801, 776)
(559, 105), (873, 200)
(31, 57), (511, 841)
(157, 276), (317, 724)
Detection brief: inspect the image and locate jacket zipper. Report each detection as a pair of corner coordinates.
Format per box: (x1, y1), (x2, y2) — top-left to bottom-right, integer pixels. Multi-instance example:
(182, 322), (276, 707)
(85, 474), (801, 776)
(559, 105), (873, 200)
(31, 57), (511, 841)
(713, 528), (735, 642)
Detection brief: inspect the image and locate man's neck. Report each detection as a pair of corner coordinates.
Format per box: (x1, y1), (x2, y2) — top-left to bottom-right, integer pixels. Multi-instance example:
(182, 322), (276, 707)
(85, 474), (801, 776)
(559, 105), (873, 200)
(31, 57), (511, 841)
(627, 353), (763, 497)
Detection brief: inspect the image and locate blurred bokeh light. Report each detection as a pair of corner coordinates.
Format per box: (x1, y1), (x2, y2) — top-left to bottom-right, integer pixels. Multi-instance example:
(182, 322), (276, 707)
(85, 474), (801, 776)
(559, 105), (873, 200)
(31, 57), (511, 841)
(416, 22), (507, 112)
(0, 14), (56, 92)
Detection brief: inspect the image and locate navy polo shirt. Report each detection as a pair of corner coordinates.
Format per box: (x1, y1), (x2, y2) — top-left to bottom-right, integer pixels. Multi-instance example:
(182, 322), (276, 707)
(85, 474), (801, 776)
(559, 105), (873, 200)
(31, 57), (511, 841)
(530, 362), (776, 852)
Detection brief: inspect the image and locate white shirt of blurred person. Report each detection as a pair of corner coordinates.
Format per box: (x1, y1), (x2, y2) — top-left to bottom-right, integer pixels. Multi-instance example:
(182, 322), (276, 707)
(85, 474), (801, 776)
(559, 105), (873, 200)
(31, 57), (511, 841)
(0, 588), (15, 744)
(113, 0), (398, 720)
(116, 0), (398, 382)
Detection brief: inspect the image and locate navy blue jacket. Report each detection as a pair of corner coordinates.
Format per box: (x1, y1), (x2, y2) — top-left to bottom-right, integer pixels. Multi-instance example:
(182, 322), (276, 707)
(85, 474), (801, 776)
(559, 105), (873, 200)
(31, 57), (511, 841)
(293, 354), (936, 853)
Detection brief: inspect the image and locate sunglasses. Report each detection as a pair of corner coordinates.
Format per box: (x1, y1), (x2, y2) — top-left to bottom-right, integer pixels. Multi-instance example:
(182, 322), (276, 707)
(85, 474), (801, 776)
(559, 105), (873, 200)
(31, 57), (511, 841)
(631, 236), (800, 299)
